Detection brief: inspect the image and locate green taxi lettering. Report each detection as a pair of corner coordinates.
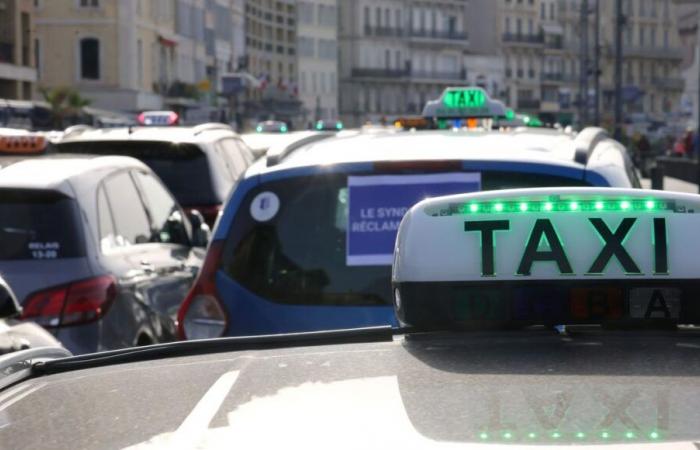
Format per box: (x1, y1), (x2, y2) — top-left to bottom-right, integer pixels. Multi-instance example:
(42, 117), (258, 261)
(464, 218), (669, 276)
(444, 89), (485, 109)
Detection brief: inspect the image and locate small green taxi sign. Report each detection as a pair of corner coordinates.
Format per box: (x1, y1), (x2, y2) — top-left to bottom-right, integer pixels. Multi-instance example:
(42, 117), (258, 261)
(443, 88), (486, 109)
(422, 87), (507, 120)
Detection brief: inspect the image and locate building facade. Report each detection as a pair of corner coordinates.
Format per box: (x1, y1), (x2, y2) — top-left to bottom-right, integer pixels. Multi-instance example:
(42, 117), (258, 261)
(676, 0), (699, 127)
(242, 0), (302, 125)
(0, 0), (37, 100)
(499, 0), (545, 116)
(35, 0), (178, 111)
(173, 0), (246, 123)
(498, 0), (684, 126)
(339, 0), (480, 126)
(297, 0), (339, 124)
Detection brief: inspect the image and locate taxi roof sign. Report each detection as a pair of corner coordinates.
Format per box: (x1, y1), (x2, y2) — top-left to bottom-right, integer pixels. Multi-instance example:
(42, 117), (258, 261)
(422, 87), (507, 120)
(393, 187), (700, 328)
(0, 133), (47, 154)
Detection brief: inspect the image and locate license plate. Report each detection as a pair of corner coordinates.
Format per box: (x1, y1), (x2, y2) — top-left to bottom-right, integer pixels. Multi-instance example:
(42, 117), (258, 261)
(629, 288), (681, 319)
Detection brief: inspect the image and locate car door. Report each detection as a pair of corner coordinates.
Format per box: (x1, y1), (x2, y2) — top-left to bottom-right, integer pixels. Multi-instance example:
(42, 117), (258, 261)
(98, 171), (162, 349)
(131, 169), (202, 340)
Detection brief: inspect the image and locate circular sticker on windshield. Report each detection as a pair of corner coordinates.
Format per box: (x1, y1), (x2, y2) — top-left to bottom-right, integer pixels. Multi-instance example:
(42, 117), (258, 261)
(250, 191), (280, 222)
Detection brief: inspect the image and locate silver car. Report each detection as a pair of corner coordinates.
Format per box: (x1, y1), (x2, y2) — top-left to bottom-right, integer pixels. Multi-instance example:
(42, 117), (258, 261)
(0, 154), (207, 354)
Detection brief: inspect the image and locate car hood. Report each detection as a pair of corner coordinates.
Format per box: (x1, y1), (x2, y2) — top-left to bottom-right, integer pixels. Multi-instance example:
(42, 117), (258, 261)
(2, 331), (700, 449)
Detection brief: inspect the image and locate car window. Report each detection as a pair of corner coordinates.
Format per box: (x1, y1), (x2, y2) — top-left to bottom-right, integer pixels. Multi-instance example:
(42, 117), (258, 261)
(103, 171), (151, 246)
(218, 138), (250, 178)
(222, 171), (591, 307)
(0, 189), (84, 260)
(214, 145), (235, 182)
(132, 171), (190, 246)
(56, 141), (220, 206)
(96, 185), (118, 252)
(236, 138), (255, 165)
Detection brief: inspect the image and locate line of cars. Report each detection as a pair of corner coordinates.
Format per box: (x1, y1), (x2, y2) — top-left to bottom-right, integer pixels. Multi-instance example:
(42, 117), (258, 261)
(0, 121), (260, 355)
(0, 87), (642, 357)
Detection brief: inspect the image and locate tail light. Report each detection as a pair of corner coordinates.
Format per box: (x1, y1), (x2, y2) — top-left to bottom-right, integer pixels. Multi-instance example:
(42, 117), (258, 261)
(185, 204), (222, 227)
(21, 275), (117, 327)
(177, 240), (227, 340)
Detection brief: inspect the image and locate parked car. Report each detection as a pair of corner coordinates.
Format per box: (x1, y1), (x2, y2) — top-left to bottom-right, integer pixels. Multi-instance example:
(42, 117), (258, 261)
(0, 154), (208, 354)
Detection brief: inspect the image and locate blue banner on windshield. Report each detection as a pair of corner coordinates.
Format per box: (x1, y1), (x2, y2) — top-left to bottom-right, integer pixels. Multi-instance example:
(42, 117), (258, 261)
(347, 173), (481, 266)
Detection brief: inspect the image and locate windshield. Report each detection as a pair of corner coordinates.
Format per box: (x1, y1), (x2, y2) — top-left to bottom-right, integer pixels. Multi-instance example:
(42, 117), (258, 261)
(0, 190), (84, 260)
(222, 171), (590, 307)
(3, 0), (700, 447)
(56, 141), (219, 206)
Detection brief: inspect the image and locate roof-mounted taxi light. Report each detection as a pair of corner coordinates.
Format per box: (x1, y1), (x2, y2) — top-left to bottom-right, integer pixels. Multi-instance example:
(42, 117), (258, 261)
(392, 187), (700, 330)
(137, 110), (179, 126)
(394, 117), (431, 130)
(0, 134), (47, 154)
(422, 87), (508, 120)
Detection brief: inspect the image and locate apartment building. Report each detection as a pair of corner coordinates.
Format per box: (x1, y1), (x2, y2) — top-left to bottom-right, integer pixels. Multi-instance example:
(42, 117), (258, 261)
(35, 0), (178, 111)
(174, 0), (246, 122)
(499, 0), (545, 116)
(297, 0), (339, 123)
(676, 0), (699, 126)
(0, 0), (36, 100)
(243, 0), (301, 123)
(501, 0), (684, 125)
(338, 0), (482, 126)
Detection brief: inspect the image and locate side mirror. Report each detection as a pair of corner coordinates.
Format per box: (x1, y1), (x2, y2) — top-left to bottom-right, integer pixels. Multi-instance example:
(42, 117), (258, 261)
(188, 209), (211, 248)
(0, 277), (21, 319)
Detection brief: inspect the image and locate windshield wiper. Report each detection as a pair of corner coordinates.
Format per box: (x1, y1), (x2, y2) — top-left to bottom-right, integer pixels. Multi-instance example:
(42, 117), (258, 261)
(32, 326), (394, 376)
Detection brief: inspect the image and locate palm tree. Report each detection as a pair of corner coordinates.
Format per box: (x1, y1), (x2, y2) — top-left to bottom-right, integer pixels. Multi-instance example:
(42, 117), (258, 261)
(39, 87), (91, 129)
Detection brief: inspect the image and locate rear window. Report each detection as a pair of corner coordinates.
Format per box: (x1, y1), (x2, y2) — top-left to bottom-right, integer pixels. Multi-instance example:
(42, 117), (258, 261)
(0, 190), (84, 260)
(222, 171), (590, 307)
(56, 141), (219, 206)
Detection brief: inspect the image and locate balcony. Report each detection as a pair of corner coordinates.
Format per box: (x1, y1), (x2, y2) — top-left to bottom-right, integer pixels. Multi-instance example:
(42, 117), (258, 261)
(364, 26), (404, 37)
(604, 44), (684, 60)
(517, 99), (541, 110)
(652, 77), (685, 91)
(409, 29), (468, 41)
(502, 33), (544, 45)
(351, 68), (410, 78)
(411, 70), (464, 81)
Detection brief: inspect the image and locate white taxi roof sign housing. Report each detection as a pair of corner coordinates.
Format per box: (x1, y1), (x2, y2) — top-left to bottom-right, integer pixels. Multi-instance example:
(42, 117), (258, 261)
(393, 187), (700, 328)
(422, 87), (508, 120)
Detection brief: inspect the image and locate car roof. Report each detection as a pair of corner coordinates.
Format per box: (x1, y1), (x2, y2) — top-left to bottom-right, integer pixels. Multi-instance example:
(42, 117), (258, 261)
(0, 154), (148, 194)
(3, 330), (700, 448)
(59, 125), (238, 146)
(241, 130), (330, 152)
(247, 128), (595, 177)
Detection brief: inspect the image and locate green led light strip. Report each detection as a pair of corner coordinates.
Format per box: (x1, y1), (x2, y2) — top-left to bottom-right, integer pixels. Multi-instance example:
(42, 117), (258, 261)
(475, 430), (662, 442)
(459, 199), (670, 214)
